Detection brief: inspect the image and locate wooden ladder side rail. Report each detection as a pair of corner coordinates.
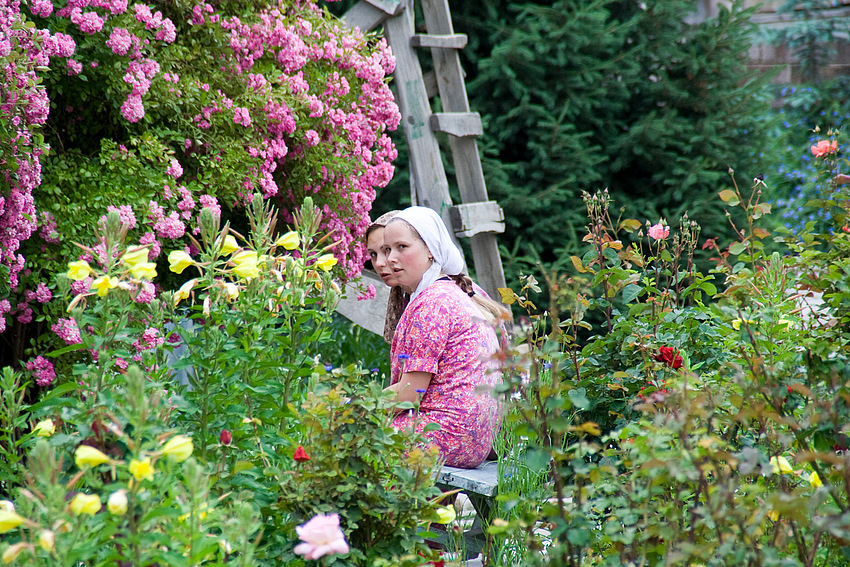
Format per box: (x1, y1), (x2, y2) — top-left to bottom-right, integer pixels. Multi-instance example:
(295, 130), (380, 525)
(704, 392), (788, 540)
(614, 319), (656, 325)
(418, 0), (507, 298)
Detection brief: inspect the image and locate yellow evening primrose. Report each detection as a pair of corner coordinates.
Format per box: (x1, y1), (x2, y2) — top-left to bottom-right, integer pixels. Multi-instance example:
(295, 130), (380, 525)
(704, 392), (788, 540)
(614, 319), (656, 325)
(161, 435), (193, 462)
(221, 234), (239, 255)
(770, 455), (794, 475)
(274, 231), (300, 250)
(74, 445), (110, 469)
(168, 250), (195, 274)
(2, 542), (31, 564)
(810, 471), (823, 488)
(232, 251), (259, 279)
(33, 419), (55, 437)
(67, 260), (92, 281)
(315, 253), (337, 272)
(435, 506), (457, 524)
(129, 262), (157, 280)
(223, 282), (239, 302)
(107, 490), (128, 515)
(91, 275), (119, 297)
(69, 493), (101, 516)
(0, 510), (25, 534)
(129, 457), (155, 481)
(173, 278), (197, 306)
(122, 246), (149, 267)
(38, 530), (55, 552)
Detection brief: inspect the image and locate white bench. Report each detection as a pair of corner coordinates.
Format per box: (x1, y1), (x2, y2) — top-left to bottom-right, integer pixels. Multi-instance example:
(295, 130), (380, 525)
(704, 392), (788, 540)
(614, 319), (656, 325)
(433, 461), (499, 557)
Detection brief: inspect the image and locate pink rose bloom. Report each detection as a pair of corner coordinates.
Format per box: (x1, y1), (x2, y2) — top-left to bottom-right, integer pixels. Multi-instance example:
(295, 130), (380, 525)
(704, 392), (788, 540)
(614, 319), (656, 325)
(293, 514), (349, 560)
(811, 139), (838, 157)
(647, 222), (669, 241)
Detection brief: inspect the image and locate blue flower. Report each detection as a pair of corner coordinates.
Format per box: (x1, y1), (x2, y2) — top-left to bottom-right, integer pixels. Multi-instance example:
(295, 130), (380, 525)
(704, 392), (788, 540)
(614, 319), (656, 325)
(324, 364), (333, 371)
(415, 389), (426, 394)
(370, 368), (380, 373)
(398, 354), (410, 360)
(543, 362), (552, 370)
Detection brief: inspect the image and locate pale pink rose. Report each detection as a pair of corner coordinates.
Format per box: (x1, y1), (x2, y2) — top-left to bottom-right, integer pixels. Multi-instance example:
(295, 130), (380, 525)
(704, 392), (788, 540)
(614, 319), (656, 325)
(647, 222), (669, 241)
(293, 514), (349, 560)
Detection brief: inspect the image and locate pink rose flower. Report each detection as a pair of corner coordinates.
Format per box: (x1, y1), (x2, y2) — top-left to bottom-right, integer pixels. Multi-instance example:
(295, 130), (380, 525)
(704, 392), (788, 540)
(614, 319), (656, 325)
(811, 139), (837, 158)
(647, 222), (669, 241)
(293, 514), (349, 560)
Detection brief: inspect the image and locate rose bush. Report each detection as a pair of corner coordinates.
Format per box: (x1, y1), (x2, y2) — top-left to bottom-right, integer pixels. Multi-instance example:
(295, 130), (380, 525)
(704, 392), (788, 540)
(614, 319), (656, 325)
(491, 136), (850, 565)
(1, 0), (399, 366)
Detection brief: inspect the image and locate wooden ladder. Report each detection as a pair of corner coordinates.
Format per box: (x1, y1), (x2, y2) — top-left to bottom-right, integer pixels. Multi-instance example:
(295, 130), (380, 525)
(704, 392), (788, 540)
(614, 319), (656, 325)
(337, 0), (507, 334)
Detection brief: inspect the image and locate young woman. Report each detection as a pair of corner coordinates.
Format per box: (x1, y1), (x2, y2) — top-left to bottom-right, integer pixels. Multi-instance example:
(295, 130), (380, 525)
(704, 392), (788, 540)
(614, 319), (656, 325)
(379, 206), (508, 468)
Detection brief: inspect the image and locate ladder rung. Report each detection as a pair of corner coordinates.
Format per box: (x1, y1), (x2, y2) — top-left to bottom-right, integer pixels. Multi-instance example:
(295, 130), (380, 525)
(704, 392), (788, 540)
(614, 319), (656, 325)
(430, 112), (482, 137)
(363, 0), (403, 16)
(410, 34), (468, 49)
(450, 202), (505, 238)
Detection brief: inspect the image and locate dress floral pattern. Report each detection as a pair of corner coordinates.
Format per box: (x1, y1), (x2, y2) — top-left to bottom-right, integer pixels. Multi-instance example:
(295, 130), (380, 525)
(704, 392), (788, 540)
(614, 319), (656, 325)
(390, 280), (501, 468)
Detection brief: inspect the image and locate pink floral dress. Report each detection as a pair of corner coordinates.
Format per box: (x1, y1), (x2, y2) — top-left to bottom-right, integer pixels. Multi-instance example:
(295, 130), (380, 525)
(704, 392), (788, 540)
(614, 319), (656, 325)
(390, 280), (501, 468)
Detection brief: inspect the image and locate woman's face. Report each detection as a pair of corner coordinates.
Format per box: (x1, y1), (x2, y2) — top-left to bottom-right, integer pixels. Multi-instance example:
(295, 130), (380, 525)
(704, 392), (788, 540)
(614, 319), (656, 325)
(383, 221), (432, 295)
(366, 227), (397, 287)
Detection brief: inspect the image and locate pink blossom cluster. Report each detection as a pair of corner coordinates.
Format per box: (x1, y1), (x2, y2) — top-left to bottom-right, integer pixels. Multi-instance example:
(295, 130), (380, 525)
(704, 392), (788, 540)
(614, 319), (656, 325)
(52, 317), (82, 345)
(1, 0), (55, 301)
(26, 355), (56, 386)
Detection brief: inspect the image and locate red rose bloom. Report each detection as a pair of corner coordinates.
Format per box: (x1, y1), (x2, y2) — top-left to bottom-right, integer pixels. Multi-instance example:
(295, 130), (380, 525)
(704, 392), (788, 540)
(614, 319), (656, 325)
(654, 347), (683, 369)
(293, 446), (310, 462)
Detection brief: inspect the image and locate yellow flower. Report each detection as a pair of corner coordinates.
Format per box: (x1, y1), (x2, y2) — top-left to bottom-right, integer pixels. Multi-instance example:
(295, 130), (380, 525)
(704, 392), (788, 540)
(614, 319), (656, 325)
(274, 231), (300, 250)
(69, 493), (101, 516)
(33, 419), (55, 437)
(435, 505), (456, 524)
(222, 282), (239, 302)
(90, 275), (119, 297)
(178, 503), (209, 523)
(168, 250), (195, 274)
(221, 234), (239, 255)
(770, 456), (794, 475)
(122, 246), (149, 267)
(129, 457), (154, 481)
(161, 435), (193, 462)
(232, 251), (259, 279)
(315, 253), (337, 272)
(0, 510), (25, 534)
(174, 278), (197, 306)
(767, 509), (779, 522)
(38, 529), (55, 552)
(74, 445), (110, 469)
(2, 542), (31, 564)
(107, 490), (128, 515)
(810, 471), (823, 488)
(66, 260), (92, 281)
(129, 262), (157, 280)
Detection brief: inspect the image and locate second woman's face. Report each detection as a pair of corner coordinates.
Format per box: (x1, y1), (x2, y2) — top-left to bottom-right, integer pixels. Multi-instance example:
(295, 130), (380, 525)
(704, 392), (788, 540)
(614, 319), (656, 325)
(366, 227), (397, 287)
(383, 221), (432, 295)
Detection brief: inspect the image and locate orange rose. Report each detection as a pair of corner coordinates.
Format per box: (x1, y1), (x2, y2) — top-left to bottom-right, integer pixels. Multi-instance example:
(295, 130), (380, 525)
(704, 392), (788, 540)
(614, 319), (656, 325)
(811, 139), (837, 157)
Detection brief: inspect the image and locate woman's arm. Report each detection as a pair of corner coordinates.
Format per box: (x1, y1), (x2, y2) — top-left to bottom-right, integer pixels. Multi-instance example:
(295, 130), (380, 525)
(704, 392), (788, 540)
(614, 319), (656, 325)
(385, 371), (432, 408)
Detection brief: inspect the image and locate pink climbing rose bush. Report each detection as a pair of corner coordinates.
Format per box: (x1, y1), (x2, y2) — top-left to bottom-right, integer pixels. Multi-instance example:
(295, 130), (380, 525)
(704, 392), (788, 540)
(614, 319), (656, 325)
(2, 0), (399, 356)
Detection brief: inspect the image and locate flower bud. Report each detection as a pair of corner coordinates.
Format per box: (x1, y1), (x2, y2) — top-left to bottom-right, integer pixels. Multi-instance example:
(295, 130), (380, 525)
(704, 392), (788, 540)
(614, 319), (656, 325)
(107, 490), (128, 515)
(219, 430), (232, 446)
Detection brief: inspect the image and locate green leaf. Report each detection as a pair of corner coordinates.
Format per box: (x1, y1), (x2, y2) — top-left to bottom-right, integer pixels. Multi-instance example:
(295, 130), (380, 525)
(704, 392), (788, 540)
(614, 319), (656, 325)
(729, 242), (747, 255)
(621, 283), (641, 303)
(568, 388), (590, 410)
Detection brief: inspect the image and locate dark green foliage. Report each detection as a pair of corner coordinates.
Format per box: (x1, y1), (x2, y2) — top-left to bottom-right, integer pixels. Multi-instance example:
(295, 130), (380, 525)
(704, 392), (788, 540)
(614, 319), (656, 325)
(458, 0), (777, 264)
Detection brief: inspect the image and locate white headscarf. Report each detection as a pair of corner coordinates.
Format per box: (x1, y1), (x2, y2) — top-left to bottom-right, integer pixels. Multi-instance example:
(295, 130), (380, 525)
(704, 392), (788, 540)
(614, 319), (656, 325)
(393, 206), (465, 301)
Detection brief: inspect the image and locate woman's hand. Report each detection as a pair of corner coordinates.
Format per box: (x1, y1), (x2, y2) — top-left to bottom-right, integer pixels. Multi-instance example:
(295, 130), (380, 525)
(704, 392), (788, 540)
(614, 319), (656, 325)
(385, 371), (432, 409)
